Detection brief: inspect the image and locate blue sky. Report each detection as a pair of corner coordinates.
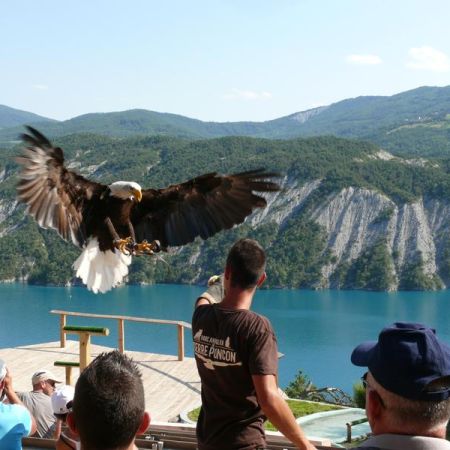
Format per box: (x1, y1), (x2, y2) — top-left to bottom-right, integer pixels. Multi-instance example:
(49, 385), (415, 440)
(2, 0), (450, 122)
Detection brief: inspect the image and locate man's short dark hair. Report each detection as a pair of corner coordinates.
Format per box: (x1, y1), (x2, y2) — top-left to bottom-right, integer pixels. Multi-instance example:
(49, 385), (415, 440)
(226, 238), (266, 289)
(72, 351), (145, 450)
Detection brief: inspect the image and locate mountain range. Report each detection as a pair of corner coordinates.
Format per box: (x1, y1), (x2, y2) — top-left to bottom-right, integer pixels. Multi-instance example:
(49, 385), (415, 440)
(2, 85), (450, 156)
(1, 85), (450, 291)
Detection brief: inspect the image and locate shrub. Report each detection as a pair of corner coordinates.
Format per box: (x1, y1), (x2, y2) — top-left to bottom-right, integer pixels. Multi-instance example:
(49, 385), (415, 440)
(353, 381), (366, 408)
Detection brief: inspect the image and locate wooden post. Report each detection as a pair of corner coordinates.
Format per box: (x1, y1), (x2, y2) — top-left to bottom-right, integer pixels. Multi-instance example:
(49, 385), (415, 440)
(62, 326), (109, 372)
(60, 314), (66, 348)
(55, 362), (80, 386)
(118, 319), (125, 353)
(79, 333), (91, 371)
(177, 324), (184, 361)
(65, 366), (73, 385)
(346, 422), (352, 443)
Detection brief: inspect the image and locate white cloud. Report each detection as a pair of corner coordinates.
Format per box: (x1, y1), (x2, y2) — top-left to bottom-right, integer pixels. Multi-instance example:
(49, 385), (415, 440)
(32, 84), (49, 90)
(346, 54), (382, 65)
(406, 46), (450, 72)
(223, 88), (273, 101)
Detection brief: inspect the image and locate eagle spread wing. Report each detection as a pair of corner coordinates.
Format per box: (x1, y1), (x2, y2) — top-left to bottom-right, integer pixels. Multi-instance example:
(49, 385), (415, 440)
(16, 127), (280, 293)
(132, 170), (280, 247)
(16, 126), (104, 248)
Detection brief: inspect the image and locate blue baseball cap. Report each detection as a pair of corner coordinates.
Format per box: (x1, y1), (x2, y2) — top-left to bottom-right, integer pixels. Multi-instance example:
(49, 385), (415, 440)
(351, 322), (450, 401)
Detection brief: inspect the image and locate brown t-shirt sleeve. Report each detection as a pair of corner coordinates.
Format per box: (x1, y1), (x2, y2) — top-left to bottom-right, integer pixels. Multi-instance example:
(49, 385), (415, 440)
(247, 320), (278, 375)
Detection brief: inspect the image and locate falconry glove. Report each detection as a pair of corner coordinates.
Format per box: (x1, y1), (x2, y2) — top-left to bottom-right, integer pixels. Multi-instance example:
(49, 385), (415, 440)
(197, 274), (224, 304)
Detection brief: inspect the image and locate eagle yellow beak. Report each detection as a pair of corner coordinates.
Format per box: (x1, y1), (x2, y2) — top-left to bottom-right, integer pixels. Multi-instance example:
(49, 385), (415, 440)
(132, 188), (142, 202)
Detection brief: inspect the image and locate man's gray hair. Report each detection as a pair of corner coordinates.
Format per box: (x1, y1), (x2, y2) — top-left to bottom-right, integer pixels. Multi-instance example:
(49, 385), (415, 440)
(371, 374), (450, 431)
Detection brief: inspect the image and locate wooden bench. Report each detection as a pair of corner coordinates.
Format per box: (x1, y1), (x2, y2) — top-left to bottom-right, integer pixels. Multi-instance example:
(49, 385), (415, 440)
(23, 429), (331, 449)
(143, 425), (332, 449)
(62, 325), (110, 371)
(54, 360), (80, 385)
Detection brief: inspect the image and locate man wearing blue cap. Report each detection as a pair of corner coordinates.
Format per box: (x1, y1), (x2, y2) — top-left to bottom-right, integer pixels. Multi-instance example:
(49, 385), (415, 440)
(351, 322), (450, 449)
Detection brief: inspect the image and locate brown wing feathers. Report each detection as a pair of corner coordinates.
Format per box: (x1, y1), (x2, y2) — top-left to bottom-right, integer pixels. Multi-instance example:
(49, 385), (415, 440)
(134, 169), (280, 247)
(17, 127), (280, 253)
(16, 127), (96, 247)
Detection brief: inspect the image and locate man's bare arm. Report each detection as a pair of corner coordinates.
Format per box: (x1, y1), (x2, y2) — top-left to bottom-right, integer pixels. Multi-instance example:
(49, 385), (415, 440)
(4, 369), (37, 435)
(195, 297), (211, 308)
(252, 374), (316, 450)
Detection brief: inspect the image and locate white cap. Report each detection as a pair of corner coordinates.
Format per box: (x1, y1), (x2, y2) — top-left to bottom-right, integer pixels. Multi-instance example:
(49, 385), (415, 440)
(0, 359), (6, 382)
(51, 385), (75, 414)
(31, 369), (62, 385)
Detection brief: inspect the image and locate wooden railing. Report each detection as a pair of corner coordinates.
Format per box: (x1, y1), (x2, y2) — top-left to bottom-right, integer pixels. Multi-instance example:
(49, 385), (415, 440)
(50, 310), (192, 361)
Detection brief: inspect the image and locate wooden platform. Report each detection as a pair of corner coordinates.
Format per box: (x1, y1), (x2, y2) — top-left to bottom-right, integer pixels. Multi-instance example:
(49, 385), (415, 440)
(0, 340), (201, 422)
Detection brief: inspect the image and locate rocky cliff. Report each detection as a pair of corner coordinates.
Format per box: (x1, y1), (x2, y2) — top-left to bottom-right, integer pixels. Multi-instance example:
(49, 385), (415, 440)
(248, 178), (450, 290)
(1, 174), (449, 290)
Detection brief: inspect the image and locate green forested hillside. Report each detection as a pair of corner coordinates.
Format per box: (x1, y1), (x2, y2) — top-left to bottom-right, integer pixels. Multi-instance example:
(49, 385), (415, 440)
(2, 133), (450, 291)
(0, 105), (55, 130)
(1, 85), (449, 157)
(371, 119), (450, 156)
(276, 86), (450, 137)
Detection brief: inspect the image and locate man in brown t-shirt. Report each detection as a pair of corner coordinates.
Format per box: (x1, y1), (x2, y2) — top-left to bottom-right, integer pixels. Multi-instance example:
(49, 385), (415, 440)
(192, 238), (315, 450)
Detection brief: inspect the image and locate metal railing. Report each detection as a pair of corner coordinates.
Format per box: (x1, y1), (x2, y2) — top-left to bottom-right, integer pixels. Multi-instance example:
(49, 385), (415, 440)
(346, 417), (369, 443)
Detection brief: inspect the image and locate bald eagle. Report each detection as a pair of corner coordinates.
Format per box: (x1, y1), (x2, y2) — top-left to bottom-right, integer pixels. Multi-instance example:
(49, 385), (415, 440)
(16, 127), (280, 293)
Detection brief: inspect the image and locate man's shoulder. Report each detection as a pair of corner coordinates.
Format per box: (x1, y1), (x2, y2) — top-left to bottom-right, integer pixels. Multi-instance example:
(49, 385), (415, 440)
(355, 434), (450, 450)
(195, 304), (269, 320)
(222, 308), (275, 335)
(0, 402), (30, 420)
(19, 390), (47, 401)
(31, 390), (50, 399)
(193, 304), (274, 333)
(16, 390), (29, 401)
(245, 310), (274, 331)
(192, 302), (213, 319)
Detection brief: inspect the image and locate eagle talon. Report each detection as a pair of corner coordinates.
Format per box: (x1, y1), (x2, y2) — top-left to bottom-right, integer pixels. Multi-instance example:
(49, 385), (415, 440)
(134, 239), (162, 255)
(114, 237), (136, 256)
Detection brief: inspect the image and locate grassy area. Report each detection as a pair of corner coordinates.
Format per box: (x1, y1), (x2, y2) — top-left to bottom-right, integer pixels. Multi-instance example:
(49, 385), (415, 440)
(187, 400), (341, 431)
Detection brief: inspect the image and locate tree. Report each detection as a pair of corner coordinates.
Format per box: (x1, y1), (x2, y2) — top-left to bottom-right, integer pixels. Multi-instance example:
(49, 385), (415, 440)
(285, 370), (317, 399)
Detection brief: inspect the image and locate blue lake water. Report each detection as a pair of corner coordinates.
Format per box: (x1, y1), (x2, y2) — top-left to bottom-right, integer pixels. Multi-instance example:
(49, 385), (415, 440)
(1, 283), (450, 395)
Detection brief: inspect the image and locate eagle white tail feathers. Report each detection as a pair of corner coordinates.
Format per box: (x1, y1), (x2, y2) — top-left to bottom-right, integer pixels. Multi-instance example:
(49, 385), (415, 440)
(73, 238), (132, 294)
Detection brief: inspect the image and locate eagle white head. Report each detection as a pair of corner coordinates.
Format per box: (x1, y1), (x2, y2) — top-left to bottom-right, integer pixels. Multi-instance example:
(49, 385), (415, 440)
(108, 181), (142, 202)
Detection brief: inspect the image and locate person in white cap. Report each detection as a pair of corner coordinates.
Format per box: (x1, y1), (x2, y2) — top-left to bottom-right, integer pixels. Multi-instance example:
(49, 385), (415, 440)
(51, 385), (80, 450)
(17, 368), (62, 438)
(0, 359), (37, 449)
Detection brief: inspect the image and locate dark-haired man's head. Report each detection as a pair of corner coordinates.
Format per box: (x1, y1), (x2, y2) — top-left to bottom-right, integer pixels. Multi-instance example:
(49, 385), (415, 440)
(225, 238), (266, 289)
(68, 351), (150, 450)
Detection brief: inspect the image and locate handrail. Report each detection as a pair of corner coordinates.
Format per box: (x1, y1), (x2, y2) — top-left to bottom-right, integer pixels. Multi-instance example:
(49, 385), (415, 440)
(50, 309), (191, 361)
(346, 417), (369, 443)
